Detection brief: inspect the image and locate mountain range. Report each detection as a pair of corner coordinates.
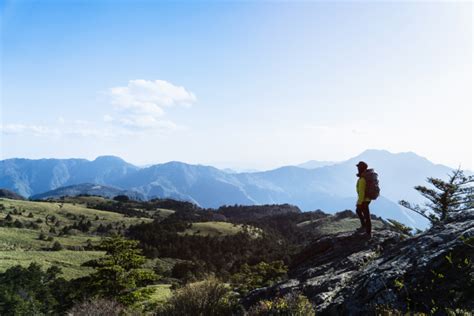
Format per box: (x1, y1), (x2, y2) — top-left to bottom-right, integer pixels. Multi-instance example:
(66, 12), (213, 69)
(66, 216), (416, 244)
(0, 149), (459, 229)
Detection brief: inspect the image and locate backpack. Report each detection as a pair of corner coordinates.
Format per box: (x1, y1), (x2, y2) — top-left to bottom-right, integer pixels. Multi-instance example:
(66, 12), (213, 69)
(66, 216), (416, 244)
(363, 169), (380, 200)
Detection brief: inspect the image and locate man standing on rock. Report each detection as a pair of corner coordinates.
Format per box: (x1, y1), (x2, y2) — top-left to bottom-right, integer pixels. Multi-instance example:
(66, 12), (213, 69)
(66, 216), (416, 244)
(356, 161), (372, 238)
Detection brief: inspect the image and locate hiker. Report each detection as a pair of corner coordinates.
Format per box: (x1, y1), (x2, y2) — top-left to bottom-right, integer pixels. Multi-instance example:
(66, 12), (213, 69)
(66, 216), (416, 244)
(355, 161), (378, 238)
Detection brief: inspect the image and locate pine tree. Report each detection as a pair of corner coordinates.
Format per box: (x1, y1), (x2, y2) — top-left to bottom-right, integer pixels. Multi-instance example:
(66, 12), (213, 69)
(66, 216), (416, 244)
(82, 235), (157, 305)
(399, 168), (473, 225)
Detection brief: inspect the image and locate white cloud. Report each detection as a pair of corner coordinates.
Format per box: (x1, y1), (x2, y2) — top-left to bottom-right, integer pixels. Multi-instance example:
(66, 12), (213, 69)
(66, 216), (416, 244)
(1, 80), (195, 140)
(106, 79), (196, 130)
(0, 124), (60, 137)
(1, 121), (134, 139)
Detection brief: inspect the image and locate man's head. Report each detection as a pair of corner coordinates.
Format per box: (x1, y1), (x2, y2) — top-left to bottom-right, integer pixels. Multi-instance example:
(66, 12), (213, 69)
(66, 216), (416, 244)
(356, 161), (368, 174)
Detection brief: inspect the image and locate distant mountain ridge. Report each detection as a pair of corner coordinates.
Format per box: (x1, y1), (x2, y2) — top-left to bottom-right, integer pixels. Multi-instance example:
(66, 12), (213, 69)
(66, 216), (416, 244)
(0, 156), (138, 197)
(0, 150), (459, 228)
(0, 188), (25, 200)
(30, 183), (144, 201)
(297, 160), (336, 169)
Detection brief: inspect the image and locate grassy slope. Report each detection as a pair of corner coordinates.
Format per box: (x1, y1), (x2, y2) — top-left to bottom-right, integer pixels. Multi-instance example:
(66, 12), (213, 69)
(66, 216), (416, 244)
(0, 198), (153, 279)
(298, 217), (385, 235)
(0, 198), (149, 228)
(146, 284), (173, 304)
(0, 250), (104, 280)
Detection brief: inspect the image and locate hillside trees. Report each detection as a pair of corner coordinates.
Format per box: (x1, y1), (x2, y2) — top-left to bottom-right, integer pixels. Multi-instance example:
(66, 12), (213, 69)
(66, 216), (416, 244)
(0, 263), (69, 315)
(399, 169), (473, 225)
(127, 218), (292, 279)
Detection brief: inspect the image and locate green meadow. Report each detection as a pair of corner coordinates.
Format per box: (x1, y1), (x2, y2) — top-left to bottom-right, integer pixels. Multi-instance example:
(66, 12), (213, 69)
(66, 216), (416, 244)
(0, 198), (154, 279)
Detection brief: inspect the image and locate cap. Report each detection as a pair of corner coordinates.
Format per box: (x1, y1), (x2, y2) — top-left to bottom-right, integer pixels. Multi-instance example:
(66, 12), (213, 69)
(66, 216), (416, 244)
(356, 161), (368, 169)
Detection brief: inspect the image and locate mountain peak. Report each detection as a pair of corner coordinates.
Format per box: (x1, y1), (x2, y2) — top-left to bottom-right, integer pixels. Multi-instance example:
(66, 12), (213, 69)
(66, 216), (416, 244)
(353, 149), (432, 164)
(297, 160), (336, 169)
(93, 155), (126, 163)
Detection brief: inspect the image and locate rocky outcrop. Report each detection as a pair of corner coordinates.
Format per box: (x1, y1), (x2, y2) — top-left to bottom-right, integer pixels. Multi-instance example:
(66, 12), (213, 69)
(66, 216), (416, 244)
(244, 210), (474, 315)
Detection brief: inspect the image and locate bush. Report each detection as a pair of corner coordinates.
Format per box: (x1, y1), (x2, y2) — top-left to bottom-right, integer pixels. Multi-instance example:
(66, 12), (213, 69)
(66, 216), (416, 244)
(38, 231), (47, 240)
(51, 241), (63, 251)
(156, 277), (239, 316)
(230, 261), (287, 295)
(248, 292), (315, 316)
(171, 260), (206, 282)
(387, 219), (413, 236)
(67, 298), (126, 316)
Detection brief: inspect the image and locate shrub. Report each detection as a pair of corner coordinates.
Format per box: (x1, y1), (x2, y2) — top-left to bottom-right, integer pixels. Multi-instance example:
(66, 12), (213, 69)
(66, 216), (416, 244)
(156, 277), (239, 316)
(51, 241), (63, 251)
(66, 298), (126, 316)
(248, 292), (315, 316)
(387, 219), (413, 236)
(38, 231), (47, 240)
(230, 261), (287, 295)
(28, 221), (40, 229)
(171, 260), (206, 282)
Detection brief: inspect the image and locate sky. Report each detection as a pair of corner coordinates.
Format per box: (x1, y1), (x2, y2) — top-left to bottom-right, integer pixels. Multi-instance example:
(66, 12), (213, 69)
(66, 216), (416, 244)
(1, 1), (472, 170)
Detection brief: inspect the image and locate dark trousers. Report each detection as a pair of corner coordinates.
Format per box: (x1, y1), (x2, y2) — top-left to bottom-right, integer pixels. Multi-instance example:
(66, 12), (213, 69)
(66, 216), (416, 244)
(356, 201), (371, 235)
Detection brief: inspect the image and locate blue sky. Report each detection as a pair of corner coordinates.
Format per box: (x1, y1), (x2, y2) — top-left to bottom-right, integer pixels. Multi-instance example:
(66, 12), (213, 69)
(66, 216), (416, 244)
(1, 1), (472, 170)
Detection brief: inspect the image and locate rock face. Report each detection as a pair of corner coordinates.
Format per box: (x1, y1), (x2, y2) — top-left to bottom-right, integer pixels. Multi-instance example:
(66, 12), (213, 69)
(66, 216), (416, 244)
(244, 210), (474, 315)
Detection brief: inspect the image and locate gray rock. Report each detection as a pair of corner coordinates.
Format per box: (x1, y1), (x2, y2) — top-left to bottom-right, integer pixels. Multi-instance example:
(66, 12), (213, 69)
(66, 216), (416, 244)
(244, 210), (474, 315)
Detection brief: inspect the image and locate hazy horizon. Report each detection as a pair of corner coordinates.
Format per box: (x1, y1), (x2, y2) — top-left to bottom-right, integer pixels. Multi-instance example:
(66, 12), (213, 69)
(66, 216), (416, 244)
(1, 1), (472, 170)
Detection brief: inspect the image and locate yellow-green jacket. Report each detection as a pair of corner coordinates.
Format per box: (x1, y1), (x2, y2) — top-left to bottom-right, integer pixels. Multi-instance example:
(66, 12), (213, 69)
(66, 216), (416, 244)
(357, 176), (372, 205)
